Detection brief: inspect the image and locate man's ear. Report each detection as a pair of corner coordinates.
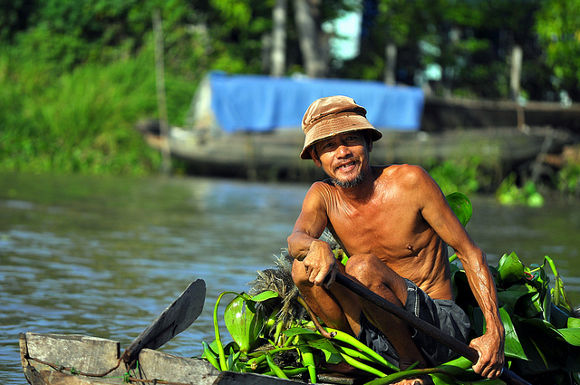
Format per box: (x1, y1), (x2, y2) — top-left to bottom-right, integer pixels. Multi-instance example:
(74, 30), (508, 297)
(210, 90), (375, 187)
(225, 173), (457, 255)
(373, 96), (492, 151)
(310, 148), (322, 167)
(365, 135), (373, 153)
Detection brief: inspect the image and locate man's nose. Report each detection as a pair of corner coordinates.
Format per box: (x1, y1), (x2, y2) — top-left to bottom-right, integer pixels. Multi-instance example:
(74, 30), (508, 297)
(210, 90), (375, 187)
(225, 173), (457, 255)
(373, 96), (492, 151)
(336, 143), (352, 157)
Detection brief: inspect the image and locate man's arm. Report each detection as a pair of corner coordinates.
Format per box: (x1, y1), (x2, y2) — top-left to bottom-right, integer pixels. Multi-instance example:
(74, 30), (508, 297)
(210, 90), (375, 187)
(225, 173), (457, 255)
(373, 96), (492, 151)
(287, 183), (338, 286)
(413, 166), (505, 379)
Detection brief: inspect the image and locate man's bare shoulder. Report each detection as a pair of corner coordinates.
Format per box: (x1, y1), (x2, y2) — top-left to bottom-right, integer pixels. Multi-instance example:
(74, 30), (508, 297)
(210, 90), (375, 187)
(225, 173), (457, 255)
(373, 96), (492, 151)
(309, 179), (335, 193)
(303, 180), (335, 206)
(379, 164), (430, 187)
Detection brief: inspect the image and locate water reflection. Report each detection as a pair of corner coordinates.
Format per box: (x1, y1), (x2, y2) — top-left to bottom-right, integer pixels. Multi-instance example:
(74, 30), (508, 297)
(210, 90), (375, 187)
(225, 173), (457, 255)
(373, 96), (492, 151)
(0, 173), (578, 384)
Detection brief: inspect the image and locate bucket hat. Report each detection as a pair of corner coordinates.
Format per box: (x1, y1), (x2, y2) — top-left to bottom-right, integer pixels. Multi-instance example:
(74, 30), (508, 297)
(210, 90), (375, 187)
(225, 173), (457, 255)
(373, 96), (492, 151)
(300, 95), (382, 159)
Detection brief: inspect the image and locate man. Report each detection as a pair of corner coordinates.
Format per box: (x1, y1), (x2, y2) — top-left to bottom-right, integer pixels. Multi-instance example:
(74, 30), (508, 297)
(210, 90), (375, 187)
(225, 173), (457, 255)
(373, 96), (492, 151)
(287, 95), (504, 384)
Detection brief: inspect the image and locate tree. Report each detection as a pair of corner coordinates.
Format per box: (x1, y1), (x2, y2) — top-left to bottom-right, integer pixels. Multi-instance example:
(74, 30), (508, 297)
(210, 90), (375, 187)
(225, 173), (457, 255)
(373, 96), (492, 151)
(536, 0), (580, 101)
(294, 0), (329, 77)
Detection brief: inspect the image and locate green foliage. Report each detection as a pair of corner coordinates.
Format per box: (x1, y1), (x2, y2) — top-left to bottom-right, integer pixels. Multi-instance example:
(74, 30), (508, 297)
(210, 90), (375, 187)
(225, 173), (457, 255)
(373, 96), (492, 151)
(206, 251), (580, 383)
(535, 0), (580, 100)
(496, 174), (545, 207)
(557, 163), (580, 197)
(453, 252), (580, 382)
(0, 43), (168, 175)
(202, 190), (580, 384)
(428, 158), (482, 196)
(446, 191), (472, 227)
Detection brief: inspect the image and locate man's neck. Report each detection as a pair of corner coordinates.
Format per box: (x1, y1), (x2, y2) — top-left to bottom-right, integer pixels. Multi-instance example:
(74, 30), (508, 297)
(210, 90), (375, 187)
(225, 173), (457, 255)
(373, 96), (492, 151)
(334, 166), (377, 201)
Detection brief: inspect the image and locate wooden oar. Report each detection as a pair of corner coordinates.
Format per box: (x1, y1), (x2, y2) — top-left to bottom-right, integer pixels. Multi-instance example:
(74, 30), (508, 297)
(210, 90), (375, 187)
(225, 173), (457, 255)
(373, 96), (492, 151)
(121, 278), (206, 365)
(332, 273), (531, 385)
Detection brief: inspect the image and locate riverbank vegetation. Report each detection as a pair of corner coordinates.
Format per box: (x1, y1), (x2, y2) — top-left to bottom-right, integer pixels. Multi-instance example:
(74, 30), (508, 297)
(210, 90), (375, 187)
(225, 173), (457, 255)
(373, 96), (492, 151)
(0, 0), (578, 197)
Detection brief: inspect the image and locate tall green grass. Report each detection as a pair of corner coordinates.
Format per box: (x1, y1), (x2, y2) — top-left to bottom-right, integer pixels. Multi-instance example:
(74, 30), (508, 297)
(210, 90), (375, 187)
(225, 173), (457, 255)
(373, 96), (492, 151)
(0, 40), (196, 175)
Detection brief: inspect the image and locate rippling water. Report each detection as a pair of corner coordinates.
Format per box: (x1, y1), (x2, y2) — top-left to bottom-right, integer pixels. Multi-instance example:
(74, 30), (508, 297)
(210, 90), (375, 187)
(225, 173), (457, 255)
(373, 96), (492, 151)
(1, 173), (578, 384)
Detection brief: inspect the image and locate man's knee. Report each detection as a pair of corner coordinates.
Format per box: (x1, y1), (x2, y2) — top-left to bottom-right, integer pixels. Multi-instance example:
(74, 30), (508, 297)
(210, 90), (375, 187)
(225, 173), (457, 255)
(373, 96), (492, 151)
(291, 259), (309, 287)
(345, 254), (384, 286)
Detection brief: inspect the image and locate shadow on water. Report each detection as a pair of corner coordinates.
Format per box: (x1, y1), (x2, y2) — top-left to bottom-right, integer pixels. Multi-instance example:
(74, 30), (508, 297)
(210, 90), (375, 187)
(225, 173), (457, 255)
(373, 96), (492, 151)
(1, 172), (578, 384)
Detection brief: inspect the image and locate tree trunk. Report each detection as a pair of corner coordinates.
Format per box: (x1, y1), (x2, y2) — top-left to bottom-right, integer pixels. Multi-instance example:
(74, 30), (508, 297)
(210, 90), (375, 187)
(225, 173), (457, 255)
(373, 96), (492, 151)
(294, 0), (327, 77)
(510, 45), (523, 100)
(152, 9), (171, 175)
(384, 42), (397, 85)
(271, 0), (287, 77)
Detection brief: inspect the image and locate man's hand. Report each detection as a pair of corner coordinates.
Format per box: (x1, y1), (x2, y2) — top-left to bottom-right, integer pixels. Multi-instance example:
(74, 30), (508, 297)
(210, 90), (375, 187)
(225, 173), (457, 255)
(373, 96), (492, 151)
(302, 239), (338, 287)
(469, 330), (505, 379)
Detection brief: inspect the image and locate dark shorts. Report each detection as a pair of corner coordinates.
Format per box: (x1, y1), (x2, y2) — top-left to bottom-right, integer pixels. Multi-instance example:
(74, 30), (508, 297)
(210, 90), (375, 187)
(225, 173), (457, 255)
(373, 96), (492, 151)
(357, 279), (471, 367)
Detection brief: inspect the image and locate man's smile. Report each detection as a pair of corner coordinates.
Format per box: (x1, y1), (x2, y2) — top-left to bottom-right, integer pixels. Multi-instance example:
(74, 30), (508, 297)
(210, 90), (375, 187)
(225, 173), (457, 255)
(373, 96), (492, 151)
(335, 160), (358, 173)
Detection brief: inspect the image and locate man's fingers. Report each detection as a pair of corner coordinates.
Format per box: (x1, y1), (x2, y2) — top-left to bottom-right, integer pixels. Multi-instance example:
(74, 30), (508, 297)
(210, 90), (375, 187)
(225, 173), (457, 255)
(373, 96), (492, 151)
(324, 268), (337, 289)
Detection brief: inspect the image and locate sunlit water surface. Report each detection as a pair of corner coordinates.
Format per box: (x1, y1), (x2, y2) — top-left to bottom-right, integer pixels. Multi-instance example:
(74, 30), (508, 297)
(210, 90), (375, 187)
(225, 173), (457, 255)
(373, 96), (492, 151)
(1, 173), (578, 384)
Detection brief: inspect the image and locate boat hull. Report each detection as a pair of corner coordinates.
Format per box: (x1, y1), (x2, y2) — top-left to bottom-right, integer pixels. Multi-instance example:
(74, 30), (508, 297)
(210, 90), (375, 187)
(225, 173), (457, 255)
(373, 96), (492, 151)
(19, 332), (313, 385)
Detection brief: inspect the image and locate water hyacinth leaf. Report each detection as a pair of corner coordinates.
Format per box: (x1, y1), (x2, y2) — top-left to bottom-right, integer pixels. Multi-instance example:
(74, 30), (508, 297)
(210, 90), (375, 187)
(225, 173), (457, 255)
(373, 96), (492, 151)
(307, 338), (343, 364)
(542, 284), (552, 322)
(544, 256), (573, 311)
(226, 347), (242, 371)
(446, 192), (473, 227)
(557, 328), (580, 346)
(213, 291), (239, 370)
(202, 341), (220, 370)
(517, 291), (543, 319)
(251, 290), (279, 302)
(520, 318), (576, 346)
(224, 295), (263, 353)
(298, 338), (317, 384)
(283, 327), (320, 337)
(500, 307), (527, 360)
(497, 284), (534, 315)
(429, 373), (459, 385)
(438, 356), (472, 371)
(497, 252), (525, 285)
(265, 352), (289, 379)
(568, 317), (580, 328)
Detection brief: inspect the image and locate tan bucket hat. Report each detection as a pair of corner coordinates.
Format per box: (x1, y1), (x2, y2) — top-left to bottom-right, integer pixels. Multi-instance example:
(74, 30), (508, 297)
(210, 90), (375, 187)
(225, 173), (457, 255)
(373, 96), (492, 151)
(300, 95), (382, 159)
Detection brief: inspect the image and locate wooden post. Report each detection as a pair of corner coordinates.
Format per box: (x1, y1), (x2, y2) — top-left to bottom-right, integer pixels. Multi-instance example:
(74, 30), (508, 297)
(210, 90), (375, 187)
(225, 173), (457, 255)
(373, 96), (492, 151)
(510, 45), (523, 100)
(384, 42), (397, 85)
(271, 0), (287, 77)
(510, 45), (525, 130)
(153, 9), (172, 175)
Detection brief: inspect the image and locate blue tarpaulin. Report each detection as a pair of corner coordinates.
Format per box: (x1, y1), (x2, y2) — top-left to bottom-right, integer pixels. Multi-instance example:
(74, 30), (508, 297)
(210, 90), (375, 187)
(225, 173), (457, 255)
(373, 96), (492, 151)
(209, 72), (424, 133)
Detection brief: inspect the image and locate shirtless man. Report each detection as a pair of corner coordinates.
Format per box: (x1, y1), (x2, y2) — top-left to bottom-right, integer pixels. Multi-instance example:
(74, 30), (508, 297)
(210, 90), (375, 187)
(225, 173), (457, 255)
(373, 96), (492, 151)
(287, 95), (504, 383)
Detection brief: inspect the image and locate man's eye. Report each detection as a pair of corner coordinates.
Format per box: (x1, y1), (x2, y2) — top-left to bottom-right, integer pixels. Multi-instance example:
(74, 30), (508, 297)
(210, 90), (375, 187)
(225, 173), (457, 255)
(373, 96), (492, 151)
(323, 142), (335, 149)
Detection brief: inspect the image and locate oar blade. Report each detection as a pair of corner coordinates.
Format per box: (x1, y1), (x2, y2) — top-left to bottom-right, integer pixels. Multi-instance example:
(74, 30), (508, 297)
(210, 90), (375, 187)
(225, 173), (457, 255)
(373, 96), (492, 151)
(122, 278), (206, 364)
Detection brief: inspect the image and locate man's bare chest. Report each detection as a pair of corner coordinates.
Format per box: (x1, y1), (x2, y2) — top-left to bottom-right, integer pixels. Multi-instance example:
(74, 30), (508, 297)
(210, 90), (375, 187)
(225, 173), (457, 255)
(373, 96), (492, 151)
(326, 200), (428, 257)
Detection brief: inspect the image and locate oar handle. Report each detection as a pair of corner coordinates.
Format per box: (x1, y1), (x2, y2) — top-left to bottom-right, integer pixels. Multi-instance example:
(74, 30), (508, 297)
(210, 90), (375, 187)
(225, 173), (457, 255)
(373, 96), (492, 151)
(332, 273), (531, 385)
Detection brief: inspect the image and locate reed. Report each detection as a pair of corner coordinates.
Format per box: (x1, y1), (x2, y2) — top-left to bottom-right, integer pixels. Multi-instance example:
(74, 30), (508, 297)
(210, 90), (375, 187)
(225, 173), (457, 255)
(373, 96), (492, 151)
(0, 42), (196, 175)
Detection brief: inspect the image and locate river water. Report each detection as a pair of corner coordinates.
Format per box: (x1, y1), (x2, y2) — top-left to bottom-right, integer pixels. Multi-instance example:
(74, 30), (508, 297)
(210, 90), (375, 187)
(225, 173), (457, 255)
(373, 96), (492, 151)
(1, 172), (579, 384)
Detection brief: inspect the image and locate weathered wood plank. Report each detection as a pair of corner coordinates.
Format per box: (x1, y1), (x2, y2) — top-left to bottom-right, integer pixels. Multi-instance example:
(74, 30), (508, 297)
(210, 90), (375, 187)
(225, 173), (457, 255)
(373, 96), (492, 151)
(135, 348), (309, 385)
(23, 333), (120, 375)
(20, 333), (338, 385)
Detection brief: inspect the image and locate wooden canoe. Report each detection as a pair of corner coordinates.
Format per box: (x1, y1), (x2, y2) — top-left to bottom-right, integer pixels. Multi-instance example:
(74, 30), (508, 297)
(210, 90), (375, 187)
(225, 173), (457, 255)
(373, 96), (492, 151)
(19, 332), (354, 385)
(138, 123), (577, 182)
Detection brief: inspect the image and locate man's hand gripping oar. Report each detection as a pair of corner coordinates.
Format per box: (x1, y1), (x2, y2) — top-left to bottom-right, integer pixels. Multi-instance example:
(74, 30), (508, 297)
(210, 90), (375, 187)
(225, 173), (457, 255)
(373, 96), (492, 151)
(327, 272), (531, 385)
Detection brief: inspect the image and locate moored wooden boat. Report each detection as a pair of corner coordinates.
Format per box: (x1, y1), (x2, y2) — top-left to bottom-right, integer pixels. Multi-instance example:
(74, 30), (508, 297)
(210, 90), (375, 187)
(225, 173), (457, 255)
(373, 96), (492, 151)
(139, 124), (576, 182)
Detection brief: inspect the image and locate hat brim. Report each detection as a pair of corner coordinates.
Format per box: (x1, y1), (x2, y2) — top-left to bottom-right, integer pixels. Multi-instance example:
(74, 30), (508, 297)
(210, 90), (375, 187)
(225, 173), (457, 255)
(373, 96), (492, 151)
(300, 114), (382, 159)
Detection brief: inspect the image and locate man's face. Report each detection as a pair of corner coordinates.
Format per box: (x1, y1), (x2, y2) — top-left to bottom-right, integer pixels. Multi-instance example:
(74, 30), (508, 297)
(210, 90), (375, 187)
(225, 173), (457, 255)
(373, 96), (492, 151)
(311, 132), (371, 188)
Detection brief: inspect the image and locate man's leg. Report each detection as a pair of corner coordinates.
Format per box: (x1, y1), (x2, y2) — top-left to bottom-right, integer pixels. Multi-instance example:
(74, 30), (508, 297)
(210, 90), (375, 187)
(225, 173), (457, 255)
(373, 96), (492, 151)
(292, 259), (362, 334)
(293, 254), (432, 384)
(345, 254), (427, 368)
